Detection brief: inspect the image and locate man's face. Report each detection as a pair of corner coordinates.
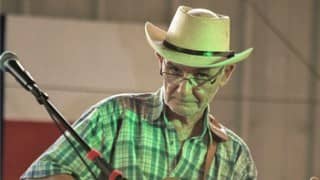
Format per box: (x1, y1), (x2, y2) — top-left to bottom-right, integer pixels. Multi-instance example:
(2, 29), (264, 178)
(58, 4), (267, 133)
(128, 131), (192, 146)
(158, 56), (234, 119)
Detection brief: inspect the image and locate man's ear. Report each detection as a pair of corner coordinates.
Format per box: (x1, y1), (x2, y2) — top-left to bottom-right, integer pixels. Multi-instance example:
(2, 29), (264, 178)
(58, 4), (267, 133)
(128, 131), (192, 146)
(219, 64), (235, 87)
(154, 52), (164, 70)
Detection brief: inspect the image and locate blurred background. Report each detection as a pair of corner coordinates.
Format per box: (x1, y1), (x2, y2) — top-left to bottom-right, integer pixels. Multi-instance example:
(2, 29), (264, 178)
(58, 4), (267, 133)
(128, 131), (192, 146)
(0, 0), (319, 179)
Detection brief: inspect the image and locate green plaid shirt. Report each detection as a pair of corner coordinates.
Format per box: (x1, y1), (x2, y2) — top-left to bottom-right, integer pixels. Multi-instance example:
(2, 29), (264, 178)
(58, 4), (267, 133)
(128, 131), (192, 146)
(21, 88), (257, 180)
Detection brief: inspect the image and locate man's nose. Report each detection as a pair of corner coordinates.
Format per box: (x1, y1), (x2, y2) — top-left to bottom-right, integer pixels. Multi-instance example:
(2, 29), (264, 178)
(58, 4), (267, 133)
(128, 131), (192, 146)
(176, 74), (194, 96)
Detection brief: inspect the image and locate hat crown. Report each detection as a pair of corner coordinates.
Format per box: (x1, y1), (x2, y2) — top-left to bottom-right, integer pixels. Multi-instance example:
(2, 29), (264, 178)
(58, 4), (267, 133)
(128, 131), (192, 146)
(187, 8), (219, 18)
(166, 6), (230, 52)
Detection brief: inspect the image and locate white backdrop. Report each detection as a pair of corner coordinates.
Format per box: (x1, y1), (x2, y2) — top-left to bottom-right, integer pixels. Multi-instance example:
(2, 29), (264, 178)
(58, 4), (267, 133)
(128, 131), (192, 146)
(5, 15), (162, 121)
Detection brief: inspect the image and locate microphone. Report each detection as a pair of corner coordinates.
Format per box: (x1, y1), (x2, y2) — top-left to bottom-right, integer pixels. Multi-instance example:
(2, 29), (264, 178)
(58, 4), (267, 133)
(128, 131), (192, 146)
(0, 51), (126, 179)
(0, 51), (36, 91)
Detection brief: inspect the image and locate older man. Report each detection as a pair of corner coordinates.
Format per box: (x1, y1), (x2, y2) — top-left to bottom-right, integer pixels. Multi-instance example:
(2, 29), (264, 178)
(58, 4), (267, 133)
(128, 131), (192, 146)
(22, 5), (257, 180)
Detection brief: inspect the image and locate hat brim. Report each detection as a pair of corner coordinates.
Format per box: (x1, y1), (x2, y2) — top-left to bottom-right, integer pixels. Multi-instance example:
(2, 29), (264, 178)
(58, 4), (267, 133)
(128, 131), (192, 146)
(145, 22), (253, 68)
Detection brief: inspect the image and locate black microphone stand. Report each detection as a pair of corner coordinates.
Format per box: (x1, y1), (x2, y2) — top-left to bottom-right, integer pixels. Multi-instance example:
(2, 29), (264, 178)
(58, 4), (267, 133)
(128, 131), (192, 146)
(26, 81), (126, 180)
(0, 50), (126, 179)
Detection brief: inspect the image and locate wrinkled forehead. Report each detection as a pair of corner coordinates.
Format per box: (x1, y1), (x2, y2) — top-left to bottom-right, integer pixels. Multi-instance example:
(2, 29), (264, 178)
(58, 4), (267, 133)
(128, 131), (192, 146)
(164, 59), (222, 73)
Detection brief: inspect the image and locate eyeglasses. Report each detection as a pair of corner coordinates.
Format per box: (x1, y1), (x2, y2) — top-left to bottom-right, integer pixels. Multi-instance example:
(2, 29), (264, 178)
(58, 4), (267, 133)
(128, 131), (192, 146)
(160, 63), (224, 86)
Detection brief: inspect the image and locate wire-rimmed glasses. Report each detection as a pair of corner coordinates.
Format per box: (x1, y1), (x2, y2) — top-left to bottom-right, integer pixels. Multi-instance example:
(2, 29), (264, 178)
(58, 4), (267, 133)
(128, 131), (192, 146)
(160, 64), (224, 86)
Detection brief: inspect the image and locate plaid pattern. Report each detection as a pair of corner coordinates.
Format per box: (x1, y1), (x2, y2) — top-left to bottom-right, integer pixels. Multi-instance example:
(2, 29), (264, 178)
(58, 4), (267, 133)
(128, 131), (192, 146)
(21, 88), (257, 180)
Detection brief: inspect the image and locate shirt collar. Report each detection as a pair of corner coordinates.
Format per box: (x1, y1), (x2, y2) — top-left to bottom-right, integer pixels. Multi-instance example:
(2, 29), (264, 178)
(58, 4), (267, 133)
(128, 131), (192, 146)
(138, 87), (164, 122)
(144, 87), (229, 142)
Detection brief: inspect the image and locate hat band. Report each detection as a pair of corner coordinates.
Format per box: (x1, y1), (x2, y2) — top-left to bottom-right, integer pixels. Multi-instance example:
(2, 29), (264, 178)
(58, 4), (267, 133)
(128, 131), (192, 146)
(163, 40), (235, 58)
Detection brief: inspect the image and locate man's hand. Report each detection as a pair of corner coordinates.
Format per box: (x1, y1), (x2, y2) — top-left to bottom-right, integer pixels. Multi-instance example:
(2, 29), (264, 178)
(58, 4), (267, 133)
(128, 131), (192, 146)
(27, 174), (74, 180)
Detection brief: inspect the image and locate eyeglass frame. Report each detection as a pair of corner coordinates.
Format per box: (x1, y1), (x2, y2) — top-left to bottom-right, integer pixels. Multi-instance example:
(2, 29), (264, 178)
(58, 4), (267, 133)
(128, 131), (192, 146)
(159, 61), (225, 87)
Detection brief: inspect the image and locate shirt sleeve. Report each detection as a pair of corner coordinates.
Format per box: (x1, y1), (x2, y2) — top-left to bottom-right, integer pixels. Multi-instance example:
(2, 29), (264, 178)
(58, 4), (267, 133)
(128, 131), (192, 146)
(239, 157), (258, 180)
(20, 102), (115, 180)
(238, 145), (258, 180)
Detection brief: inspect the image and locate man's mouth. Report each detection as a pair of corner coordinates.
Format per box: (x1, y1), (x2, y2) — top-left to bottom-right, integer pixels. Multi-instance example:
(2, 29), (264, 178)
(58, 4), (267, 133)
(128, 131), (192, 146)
(173, 97), (198, 104)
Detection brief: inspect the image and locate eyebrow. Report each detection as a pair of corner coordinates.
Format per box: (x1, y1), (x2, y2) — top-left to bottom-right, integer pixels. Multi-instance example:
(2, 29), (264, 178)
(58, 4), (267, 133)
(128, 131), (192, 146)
(164, 60), (221, 73)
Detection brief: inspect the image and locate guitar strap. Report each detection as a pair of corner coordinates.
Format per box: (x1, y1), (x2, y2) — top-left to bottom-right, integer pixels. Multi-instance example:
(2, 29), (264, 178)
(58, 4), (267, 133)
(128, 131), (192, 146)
(203, 139), (217, 180)
(203, 114), (228, 179)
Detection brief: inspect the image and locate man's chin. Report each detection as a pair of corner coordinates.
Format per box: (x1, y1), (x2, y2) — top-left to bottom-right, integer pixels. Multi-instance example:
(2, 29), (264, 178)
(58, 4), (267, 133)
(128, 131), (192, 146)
(169, 106), (198, 117)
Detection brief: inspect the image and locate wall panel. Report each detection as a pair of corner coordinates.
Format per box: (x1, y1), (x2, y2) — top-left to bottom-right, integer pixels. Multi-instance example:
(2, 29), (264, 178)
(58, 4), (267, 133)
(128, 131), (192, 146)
(1, 0), (319, 179)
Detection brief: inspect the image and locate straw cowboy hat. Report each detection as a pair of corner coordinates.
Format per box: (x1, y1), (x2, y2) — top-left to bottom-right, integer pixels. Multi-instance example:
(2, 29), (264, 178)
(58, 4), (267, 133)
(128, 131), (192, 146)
(145, 6), (253, 68)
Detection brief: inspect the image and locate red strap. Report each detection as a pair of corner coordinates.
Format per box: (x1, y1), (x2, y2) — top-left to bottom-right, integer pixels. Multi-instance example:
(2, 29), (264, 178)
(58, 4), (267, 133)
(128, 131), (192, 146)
(109, 169), (123, 180)
(86, 149), (102, 160)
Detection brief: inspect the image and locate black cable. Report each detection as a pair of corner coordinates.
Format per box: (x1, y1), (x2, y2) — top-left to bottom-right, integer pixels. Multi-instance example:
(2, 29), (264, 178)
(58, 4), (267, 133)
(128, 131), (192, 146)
(43, 99), (99, 180)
